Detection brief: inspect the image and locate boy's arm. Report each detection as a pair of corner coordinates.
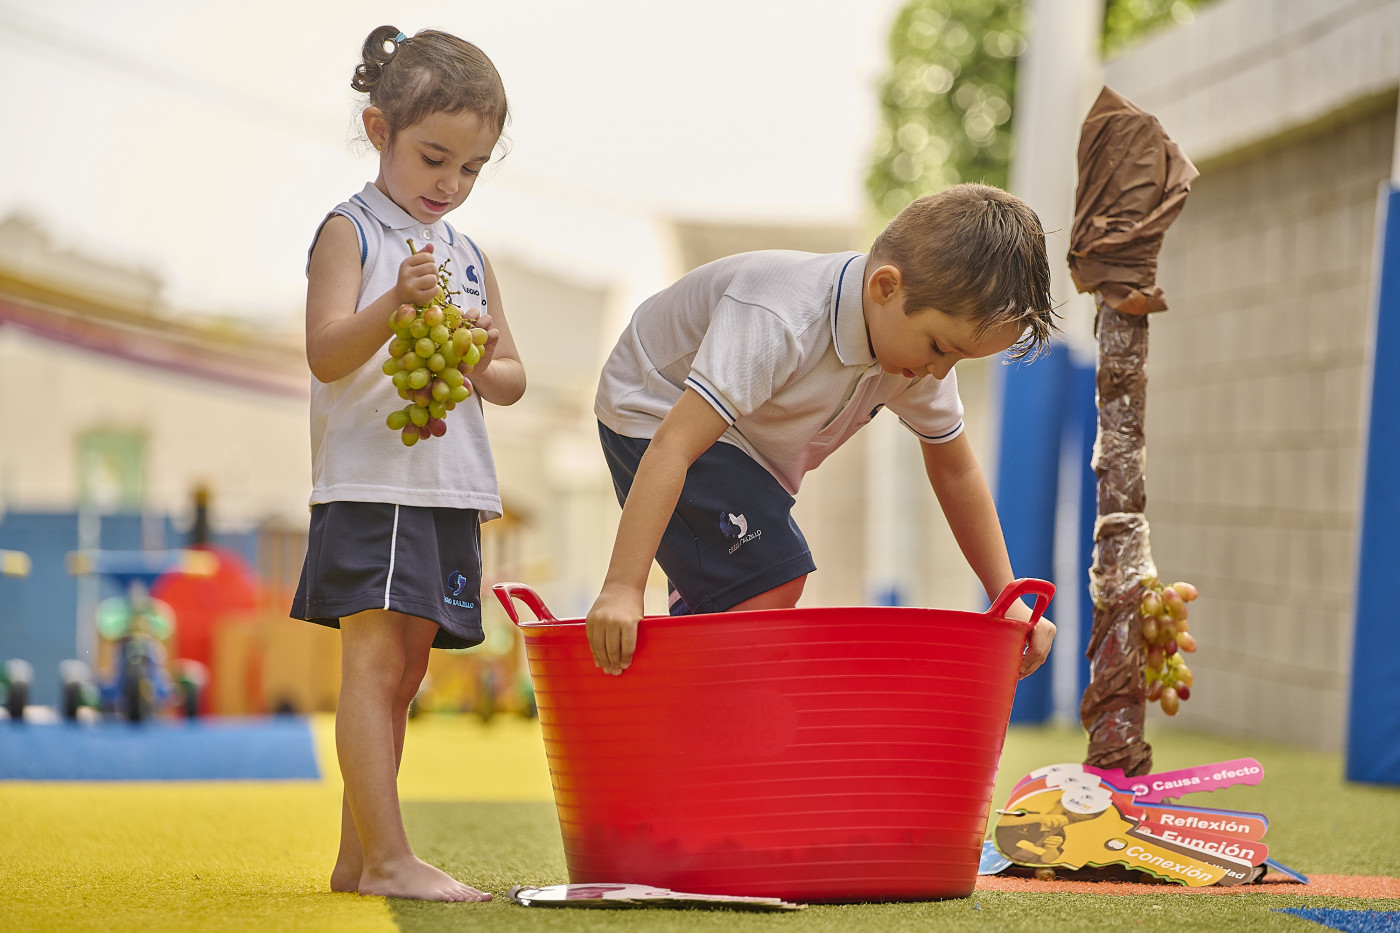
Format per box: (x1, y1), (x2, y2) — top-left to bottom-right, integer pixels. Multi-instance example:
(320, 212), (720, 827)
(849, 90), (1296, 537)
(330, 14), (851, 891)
(587, 388), (730, 675)
(920, 433), (1056, 678)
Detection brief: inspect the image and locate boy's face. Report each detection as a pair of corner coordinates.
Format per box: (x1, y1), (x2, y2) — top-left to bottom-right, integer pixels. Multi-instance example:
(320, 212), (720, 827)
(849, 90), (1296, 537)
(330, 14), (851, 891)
(865, 265), (1023, 380)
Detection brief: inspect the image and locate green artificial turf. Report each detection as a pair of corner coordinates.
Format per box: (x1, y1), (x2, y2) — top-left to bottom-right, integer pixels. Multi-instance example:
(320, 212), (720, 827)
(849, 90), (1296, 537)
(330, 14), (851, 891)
(390, 725), (1400, 933)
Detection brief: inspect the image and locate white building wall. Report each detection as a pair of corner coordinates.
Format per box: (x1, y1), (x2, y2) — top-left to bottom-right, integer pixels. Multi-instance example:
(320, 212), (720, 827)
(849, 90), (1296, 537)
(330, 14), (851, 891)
(0, 325), (310, 529)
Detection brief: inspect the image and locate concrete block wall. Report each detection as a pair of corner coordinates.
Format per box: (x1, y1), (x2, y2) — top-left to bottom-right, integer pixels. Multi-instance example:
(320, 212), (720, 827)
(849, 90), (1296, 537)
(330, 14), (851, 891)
(1101, 0), (1399, 749)
(1118, 93), (1395, 751)
(1106, 0), (1399, 166)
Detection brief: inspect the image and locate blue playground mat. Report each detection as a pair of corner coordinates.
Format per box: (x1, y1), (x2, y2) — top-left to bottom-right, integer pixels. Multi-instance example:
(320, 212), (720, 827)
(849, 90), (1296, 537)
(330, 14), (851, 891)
(1277, 909), (1400, 932)
(0, 716), (321, 780)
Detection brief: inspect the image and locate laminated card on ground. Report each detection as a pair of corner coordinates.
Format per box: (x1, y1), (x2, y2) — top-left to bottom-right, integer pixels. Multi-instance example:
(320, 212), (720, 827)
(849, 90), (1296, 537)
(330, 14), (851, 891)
(988, 759), (1302, 886)
(507, 883), (806, 911)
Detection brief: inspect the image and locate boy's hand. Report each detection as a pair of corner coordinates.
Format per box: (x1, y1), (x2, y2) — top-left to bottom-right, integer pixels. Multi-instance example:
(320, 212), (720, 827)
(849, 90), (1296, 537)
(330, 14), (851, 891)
(586, 588), (643, 675)
(1020, 615), (1056, 678)
(396, 244), (440, 307)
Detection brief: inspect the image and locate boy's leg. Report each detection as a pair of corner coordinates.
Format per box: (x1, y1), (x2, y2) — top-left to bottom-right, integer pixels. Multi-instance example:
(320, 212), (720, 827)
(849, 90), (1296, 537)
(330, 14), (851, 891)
(730, 575), (807, 611)
(599, 422), (815, 615)
(336, 609), (482, 902)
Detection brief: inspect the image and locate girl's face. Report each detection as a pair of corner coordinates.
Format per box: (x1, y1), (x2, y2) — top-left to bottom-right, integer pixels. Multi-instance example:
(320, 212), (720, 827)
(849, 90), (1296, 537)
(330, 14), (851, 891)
(365, 108), (500, 226)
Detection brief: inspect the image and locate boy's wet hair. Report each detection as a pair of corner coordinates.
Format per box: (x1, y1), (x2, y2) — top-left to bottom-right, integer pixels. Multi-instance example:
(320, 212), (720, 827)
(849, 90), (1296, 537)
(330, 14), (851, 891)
(352, 26), (510, 144)
(871, 183), (1058, 361)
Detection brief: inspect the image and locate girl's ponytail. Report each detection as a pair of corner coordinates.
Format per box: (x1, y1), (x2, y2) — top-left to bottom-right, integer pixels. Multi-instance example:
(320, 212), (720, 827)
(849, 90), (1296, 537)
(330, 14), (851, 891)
(350, 26), (508, 145)
(352, 25), (405, 94)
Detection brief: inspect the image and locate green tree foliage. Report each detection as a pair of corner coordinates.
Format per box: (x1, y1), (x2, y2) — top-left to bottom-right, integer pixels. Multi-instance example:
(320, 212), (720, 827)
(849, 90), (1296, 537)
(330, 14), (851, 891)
(1103, 0), (1204, 57)
(867, 0), (1207, 222)
(867, 0), (1026, 220)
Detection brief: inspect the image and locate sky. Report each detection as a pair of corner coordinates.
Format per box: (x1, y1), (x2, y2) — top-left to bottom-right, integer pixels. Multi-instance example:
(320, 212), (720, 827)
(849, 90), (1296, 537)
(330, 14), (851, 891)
(0, 0), (909, 326)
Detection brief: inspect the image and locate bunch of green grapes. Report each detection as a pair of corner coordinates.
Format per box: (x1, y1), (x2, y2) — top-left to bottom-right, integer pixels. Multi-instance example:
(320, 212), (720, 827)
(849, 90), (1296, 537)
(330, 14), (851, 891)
(379, 241), (489, 447)
(1139, 577), (1199, 716)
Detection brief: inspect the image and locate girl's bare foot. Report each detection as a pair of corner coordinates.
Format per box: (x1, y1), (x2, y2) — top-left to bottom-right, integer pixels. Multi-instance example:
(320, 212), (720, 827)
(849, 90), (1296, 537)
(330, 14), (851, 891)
(331, 793), (362, 892)
(330, 857), (362, 893)
(358, 856), (492, 902)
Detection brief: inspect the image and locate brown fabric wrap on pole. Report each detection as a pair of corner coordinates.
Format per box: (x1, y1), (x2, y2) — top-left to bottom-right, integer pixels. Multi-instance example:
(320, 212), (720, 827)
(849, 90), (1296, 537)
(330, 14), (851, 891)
(1068, 87), (1199, 316)
(1071, 87), (1196, 777)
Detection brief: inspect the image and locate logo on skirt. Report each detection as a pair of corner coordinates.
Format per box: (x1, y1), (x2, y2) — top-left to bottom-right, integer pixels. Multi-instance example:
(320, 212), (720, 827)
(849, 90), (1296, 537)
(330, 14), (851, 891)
(444, 570), (475, 609)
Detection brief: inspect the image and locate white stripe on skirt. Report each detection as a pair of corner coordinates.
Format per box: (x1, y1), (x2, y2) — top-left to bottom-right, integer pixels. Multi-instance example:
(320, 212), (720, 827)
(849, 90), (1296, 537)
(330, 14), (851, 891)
(383, 504), (400, 609)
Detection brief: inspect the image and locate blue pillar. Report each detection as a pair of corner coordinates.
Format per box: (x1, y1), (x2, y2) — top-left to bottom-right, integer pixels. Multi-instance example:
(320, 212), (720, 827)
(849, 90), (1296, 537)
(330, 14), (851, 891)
(1069, 360), (1099, 703)
(1347, 183), (1400, 785)
(993, 347), (1070, 723)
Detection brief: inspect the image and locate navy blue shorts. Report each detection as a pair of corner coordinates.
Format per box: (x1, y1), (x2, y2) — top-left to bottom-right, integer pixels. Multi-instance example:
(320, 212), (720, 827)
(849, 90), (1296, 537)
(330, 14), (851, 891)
(598, 421), (815, 615)
(290, 501), (484, 649)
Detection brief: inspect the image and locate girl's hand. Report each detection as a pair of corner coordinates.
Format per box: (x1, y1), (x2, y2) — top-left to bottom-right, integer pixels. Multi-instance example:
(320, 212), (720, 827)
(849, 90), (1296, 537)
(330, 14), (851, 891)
(454, 250), (525, 406)
(396, 244), (440, 307)
(466, 310), (502, 372)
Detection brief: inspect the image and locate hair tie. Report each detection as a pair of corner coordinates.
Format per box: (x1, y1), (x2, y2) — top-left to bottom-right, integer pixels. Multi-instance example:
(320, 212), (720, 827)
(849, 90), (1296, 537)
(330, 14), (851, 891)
(394, 32), (407, 43)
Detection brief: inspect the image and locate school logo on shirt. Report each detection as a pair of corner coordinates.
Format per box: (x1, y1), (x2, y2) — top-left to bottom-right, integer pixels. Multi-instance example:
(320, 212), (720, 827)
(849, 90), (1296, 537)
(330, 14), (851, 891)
(462, 264), (482, 303)
(719, 511), (761, 555)
(444, 570), (475, 609)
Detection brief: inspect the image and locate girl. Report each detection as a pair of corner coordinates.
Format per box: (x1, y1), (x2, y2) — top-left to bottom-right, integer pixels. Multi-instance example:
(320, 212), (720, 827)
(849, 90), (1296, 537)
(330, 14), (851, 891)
(291, 25), (524, 903)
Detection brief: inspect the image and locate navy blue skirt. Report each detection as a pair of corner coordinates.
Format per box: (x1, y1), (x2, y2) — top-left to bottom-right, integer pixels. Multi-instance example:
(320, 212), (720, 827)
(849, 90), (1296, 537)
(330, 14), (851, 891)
(291, 501), (484, 649)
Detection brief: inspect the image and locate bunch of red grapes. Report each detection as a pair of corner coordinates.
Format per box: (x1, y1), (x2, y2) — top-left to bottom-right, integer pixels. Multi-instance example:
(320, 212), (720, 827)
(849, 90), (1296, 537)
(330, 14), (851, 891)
(1140, 578), (1198, 716)
(379, 242), (489, 447)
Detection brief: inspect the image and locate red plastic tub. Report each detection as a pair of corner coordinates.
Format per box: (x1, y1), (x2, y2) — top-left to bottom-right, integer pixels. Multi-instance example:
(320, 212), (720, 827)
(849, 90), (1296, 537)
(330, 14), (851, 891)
(493, 578), (1052, 903)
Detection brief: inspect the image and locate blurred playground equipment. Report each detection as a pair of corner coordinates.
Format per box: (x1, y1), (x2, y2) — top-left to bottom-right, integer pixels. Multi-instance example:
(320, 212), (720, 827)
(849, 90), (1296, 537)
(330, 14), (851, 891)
(213, 514), (536, 721)
(0, 491), (537, 720)
(411, 601), (537, 722)
(61, 548), (213, 722)
(1, 548), (35, 720)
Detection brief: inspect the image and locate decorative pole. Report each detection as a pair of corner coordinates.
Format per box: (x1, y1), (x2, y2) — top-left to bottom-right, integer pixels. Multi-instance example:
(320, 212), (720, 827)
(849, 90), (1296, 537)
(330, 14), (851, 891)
(1068, 88), (1198, 778)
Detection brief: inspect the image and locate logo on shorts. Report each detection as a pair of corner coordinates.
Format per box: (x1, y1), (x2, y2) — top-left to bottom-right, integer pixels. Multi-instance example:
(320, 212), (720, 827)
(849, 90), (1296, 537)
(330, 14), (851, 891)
(444, 570), (475, 610)
(719, 511), (761, 555)
(719, 512), (748, 539)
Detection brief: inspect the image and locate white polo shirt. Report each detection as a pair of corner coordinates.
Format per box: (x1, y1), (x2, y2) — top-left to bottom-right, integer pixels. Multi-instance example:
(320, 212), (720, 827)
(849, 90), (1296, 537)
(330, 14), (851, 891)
(595, 250), (965, 494)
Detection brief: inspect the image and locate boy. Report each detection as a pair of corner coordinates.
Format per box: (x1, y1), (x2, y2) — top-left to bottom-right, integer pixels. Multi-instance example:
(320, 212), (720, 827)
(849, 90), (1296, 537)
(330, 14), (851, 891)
(588, 183), (1057, 676)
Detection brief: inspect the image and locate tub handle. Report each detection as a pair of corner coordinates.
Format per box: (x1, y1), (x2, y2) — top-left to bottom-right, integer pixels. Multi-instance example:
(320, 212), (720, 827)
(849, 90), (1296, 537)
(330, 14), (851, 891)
(491, 582), (559, 625)
(986, 578), (1055, 628)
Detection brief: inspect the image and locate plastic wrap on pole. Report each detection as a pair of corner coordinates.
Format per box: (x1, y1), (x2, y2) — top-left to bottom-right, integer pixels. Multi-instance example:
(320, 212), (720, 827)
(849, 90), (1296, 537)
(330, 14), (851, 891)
(1082, 297), (1154, 777)
(1088, 512), (1155, 654)
(1092, 305), (1149, 514)
(1083, 511), (1155, 774)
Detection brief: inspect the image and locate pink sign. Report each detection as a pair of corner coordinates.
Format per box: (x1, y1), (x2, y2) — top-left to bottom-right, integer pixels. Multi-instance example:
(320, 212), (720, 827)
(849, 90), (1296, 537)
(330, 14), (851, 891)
(1087, 758), (1265, 802)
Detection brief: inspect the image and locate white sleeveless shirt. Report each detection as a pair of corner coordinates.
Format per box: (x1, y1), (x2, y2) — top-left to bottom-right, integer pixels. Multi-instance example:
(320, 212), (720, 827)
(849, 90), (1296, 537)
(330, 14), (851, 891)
(305, 183), (502, 520)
